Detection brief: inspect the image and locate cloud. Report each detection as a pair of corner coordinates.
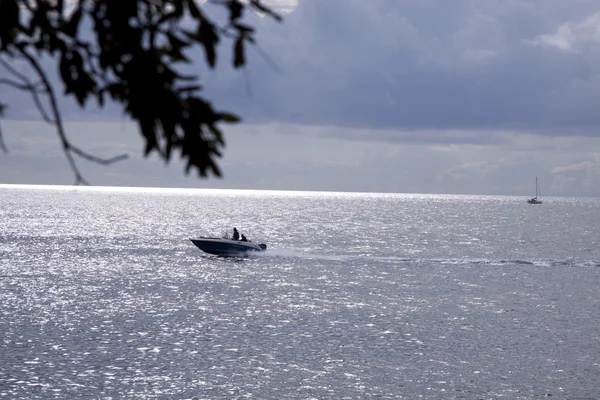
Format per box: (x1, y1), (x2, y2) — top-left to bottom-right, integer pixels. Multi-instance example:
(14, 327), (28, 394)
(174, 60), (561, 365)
(551, 161), (595, 173)
(200, 0), (600, 136)
(5, 0), (600, 137)
(527, 12), (600, 53)
(550, 157), (600, 195)
(443, 161), (500, 180)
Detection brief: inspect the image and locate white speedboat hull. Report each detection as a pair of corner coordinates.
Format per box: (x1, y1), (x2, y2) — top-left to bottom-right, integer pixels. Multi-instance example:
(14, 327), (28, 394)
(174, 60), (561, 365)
(190, 237), (266, 257)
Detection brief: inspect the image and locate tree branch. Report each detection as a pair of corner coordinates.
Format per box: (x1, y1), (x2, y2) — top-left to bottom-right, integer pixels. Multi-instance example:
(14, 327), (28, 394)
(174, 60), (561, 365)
(0, 121), (7, 154)
(70, 146), (129, 165)
(0, 78), (54, 123)
(250, 41), (282, 74)
(0, 101), (5, 153)
(0, 77), (43, 92)
(15, 47), (127, 185)
(18, 47), (87, 184)
(0, 57), (31, 83)
(0, 0), (282, 182)
(0, 57), (54, 123)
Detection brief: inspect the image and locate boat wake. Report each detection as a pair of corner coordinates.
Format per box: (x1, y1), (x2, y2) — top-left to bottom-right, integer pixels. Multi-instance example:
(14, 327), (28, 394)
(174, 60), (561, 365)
(257, 248), (600, 269)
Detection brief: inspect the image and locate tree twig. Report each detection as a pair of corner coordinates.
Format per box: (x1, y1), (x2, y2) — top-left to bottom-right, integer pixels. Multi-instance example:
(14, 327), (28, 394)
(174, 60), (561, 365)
(0, 57), (31, 83)
(0, 122), (7, 154)
(250, 42), (282, 74)
(0, 77), (44, 92)
(18, 47), (86, 184)
(0, 57), (54, 123)
(70, 146), (129, 165)
(15, 47), (127, 185)
(242, 64), (253, 99)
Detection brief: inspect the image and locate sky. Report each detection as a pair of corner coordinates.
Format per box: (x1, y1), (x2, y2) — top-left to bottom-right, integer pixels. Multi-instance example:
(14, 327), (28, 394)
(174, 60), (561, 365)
(1, 0), (600, 196)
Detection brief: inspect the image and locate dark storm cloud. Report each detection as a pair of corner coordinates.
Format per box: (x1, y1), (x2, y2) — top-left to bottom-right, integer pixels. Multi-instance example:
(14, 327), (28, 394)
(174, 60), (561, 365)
(202, 0), (600, 136)
(5, 0), (599, 136)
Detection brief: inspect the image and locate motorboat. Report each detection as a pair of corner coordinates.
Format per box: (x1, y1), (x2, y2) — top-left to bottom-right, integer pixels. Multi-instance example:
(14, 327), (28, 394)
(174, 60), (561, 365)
(189, 236), (267, 257)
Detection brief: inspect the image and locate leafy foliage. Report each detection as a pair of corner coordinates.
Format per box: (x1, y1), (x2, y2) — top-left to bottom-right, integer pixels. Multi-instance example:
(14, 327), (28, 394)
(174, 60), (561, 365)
(0, 0), (281, 180)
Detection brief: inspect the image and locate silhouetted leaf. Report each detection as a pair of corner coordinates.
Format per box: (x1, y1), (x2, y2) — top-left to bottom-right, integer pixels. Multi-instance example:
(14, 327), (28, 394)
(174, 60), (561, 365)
(64, 6), (82, 37)
(157, 11), (178, 26)
(233, 36), (244, 68)
(168, 33), (189, 51)
(177, 85), (202, 93)
(167, 33), (191, 62)
(232, 22), (254, 33)
(227, 0), (244, 22)
(0, 0), (19, 50)
(182, 29), (200, 42)
(199, 20), (218, 67)
(96, 90), (105, 107)
(141, 119), (158, 157)
(250, 0), (283, 22)
(208, 124), (225, 146)
(162, 120), (176, 162)
(187, 0), (202, 20)
(59, 51), (72, 87)
(216, 112), (241, 123)
(144, 140), (153, 156)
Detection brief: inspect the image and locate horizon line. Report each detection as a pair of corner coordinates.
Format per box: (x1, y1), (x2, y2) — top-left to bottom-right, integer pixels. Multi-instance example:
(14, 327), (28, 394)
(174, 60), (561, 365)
(1, 183), (590, 199)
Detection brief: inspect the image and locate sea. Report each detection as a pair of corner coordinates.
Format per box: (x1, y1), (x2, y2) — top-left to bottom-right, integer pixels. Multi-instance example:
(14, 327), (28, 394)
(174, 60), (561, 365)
(1, 185), (599, 400)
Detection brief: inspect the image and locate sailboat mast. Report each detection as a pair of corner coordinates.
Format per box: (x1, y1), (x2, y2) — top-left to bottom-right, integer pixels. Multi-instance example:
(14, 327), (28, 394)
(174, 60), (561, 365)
(527, 176), (543, 204)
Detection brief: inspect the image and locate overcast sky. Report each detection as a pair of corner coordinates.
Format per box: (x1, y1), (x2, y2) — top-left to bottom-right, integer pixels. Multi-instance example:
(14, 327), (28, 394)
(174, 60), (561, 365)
(2, 0), (600, 196)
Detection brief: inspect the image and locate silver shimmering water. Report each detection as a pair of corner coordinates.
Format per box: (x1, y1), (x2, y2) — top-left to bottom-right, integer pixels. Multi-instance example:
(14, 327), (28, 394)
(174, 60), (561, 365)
(1, 186), (599, 399)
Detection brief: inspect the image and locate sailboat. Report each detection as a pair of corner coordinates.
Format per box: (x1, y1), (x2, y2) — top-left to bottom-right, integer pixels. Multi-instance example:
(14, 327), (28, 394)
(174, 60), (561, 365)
(527, 177), (543, 204)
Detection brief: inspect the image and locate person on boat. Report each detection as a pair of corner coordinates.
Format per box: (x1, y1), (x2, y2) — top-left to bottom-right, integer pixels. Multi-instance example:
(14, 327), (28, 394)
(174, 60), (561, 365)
(232, 227), (240, 240)
(240, 234), (248, 242)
